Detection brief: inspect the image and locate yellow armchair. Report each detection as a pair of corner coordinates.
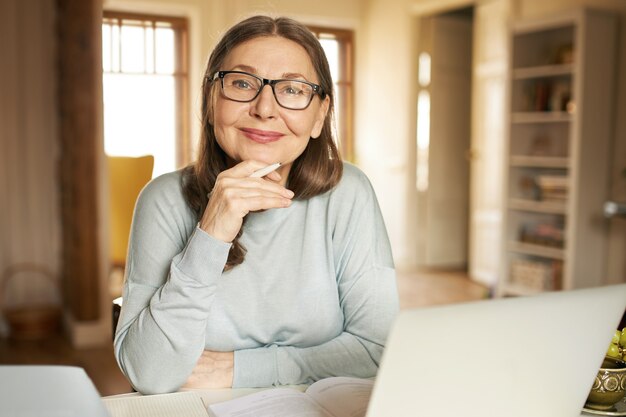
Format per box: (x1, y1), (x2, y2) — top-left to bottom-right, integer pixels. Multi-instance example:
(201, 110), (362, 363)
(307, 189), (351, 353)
(107, 155), (154, 269)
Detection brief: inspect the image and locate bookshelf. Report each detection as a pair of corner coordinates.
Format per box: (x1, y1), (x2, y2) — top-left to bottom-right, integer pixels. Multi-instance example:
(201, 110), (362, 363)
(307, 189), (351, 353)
(498, 9), (617, 296)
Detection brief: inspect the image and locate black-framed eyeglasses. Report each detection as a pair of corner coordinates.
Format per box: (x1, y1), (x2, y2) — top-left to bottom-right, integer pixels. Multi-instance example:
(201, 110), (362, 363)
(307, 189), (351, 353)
(212, 70), (325, 110)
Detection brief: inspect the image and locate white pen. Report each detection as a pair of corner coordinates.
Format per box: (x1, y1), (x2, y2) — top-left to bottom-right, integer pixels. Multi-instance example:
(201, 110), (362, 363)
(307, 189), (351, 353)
(249, 162), (281, 178)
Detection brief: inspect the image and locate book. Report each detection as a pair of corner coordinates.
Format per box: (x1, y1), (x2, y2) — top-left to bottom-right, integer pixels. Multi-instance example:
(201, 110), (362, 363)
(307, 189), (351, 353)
(208, 377), (374, 417)
(101, 377), (373, 417)
(103, 391), (209, 417)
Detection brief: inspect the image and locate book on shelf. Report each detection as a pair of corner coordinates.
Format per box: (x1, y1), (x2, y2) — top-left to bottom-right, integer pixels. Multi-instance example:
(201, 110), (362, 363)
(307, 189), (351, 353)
(535, 175), (569, 203)
(101, 377), (374, 417)
(519, 222), (565, 248)
(535, 175), (569, 189)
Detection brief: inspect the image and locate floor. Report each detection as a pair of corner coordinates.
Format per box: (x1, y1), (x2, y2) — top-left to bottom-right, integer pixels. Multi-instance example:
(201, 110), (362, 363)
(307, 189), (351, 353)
(0, 269), (487, 396)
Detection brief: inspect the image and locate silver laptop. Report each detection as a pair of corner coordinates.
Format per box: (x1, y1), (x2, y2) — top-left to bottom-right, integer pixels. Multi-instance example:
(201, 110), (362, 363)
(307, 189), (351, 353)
(366, 284), (626, 417)
(0, 365), (110, 417)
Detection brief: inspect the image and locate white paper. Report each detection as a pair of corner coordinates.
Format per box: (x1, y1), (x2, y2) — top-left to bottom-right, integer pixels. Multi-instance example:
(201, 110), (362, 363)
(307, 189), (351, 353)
(208, 388), (333, 417)
(208, 377), (374, 417)
(305, 377), (374, 417)
(103, 391), (209, 417)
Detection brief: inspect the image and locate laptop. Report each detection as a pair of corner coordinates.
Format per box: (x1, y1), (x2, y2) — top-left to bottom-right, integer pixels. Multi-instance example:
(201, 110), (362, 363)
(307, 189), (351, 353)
(366, 284), (626, 417)
(0, 365), (110, 417)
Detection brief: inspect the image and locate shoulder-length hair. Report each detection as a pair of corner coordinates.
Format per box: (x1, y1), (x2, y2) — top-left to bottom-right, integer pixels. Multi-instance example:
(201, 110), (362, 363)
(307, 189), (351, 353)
(182, 15), (343, 269)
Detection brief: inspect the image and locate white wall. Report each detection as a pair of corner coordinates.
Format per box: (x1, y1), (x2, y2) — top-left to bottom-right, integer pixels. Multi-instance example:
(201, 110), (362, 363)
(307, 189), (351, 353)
(356, 0), (418, 270)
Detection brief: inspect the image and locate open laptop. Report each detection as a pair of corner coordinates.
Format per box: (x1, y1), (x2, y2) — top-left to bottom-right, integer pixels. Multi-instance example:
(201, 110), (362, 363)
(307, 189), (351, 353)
(366, 284), (626, 417)
(0, 365), (110, 417)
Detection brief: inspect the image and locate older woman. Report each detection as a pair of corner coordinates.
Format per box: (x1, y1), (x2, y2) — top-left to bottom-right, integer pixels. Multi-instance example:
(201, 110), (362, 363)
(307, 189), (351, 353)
(114, 15), (399, 394)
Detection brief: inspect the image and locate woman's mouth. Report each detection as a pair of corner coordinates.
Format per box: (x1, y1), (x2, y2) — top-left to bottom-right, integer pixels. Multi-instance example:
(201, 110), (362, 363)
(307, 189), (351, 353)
(240, 128), (284, 144)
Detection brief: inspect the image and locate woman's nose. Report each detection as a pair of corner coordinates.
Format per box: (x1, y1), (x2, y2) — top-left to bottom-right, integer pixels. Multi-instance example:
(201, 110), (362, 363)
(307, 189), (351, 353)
(250, 85), (279, 118)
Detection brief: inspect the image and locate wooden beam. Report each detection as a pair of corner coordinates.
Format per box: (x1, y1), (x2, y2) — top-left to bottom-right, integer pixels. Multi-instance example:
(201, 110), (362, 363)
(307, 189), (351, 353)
(56, 0), (103, 321)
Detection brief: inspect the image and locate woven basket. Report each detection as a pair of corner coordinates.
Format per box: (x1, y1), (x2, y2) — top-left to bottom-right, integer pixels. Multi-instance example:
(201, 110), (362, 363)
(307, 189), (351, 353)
(1, 264), (62, 340)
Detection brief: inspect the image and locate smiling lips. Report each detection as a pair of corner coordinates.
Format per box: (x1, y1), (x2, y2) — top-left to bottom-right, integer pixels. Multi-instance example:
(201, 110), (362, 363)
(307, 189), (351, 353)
(240, 128), (284, 144)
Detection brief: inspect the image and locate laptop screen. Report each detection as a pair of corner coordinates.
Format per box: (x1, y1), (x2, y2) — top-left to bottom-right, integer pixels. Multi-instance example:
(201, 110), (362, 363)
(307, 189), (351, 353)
(0, 365), (110, 417)
(366, 284), (626, 417)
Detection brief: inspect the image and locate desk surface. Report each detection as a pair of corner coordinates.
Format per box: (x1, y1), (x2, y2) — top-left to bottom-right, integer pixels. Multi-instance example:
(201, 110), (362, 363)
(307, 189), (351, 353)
(103, 387), (594, 417)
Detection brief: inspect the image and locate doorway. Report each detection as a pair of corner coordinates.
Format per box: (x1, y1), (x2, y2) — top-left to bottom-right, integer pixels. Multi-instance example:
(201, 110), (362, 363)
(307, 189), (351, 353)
(413, 1), (509, 289)
(415, 8), (473, 270)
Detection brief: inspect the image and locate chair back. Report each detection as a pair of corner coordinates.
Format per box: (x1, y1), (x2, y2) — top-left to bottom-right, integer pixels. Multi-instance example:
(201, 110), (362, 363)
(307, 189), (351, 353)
(107, 155), (154, 268)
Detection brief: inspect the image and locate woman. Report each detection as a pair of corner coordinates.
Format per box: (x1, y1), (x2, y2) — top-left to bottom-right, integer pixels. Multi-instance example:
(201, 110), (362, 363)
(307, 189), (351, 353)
(114, 15), (399, 394)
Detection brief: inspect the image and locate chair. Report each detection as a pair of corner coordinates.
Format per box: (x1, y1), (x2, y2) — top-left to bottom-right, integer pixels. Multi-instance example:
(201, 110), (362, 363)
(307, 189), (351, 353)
(107, 155), (154, 269)
(108, 155), (153, 335)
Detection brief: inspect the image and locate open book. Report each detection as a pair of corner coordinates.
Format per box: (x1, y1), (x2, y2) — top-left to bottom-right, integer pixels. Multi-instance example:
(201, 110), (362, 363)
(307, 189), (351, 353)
(208, 377), (374, 417)
(104, 391), (210, 417)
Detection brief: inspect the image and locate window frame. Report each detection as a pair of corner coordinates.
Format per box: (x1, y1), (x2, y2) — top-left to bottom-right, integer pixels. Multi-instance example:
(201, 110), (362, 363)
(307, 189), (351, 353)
(308, 26), (355, 162)
(102, 11), (190, 168)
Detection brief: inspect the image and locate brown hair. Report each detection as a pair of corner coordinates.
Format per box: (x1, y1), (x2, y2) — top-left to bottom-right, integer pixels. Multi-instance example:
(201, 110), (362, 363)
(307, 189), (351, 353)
(182, 15), (343, 269)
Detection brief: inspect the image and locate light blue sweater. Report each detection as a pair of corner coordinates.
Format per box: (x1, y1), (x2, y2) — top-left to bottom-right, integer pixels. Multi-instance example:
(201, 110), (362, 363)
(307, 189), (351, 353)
(114, 162), (399, 394)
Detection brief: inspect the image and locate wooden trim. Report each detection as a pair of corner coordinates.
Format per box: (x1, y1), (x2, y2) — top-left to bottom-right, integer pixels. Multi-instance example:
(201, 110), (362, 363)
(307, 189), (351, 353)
(176, 18), (191, 167)
(103, 11), (187, 29)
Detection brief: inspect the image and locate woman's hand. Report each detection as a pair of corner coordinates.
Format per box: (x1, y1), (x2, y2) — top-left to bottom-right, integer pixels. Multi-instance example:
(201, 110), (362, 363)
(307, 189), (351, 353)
(199, 160), (294, 243)
(182, 350), (234, 389)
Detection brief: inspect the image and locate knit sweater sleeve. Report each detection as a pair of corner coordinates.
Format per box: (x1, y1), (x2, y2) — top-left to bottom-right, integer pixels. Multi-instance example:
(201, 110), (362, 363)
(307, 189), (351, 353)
(113, 172), (231, 394)
(233, 164), (399, 387)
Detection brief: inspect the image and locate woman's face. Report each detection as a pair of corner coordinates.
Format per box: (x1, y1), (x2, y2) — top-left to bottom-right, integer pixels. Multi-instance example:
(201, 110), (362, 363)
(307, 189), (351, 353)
(211, 36), (329, 181)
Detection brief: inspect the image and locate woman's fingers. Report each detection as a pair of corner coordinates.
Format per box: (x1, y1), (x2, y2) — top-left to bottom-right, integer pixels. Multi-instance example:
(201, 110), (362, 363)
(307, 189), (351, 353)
(198, 160), (294, 242)
(221, 160), (279, 179)
(216, 186), (293, 217)
(217, 175), (294, 199)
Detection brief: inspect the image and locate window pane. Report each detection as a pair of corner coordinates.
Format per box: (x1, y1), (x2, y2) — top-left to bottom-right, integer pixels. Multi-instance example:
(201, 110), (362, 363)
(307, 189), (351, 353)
(416, 90), (431, 192)
(417, 90), (431, 150)
(155, 27), (175, 74)
(419, 52), (431, 86)
(319, 38), (339, 82)
(103, 74), (176, 177)
(111, 23), (121, 72)
(121, 24), (145, 73)
(102, 24), (112, 72)
(145, 26), (155, 73)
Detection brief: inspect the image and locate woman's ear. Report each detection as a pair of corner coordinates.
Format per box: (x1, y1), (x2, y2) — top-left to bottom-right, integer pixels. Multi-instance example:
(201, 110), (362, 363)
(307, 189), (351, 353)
(310, 95), (330, 139)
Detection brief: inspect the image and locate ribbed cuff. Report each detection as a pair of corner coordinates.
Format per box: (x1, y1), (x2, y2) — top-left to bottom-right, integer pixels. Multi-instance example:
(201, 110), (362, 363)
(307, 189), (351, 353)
(233, 345), (278, 388)
(174, 227), (231, 284)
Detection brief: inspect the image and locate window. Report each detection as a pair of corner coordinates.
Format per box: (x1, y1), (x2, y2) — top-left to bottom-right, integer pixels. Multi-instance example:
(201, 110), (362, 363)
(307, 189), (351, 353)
(102, 12), (189, 178)
(308, 27), (354, 162)
(416, 52), (431, 192)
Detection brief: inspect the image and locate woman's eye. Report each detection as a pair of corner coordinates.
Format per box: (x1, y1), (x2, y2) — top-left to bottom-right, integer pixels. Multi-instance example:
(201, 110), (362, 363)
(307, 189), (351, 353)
(281, 85), (304, 96)
(232, 79), (253, 90)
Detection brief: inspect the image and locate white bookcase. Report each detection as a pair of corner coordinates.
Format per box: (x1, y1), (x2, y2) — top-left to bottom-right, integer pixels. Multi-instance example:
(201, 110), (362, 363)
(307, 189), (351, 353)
(498, 9), (617, 296)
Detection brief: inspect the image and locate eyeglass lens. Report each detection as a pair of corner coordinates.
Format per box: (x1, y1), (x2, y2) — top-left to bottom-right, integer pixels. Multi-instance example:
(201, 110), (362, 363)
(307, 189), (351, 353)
(221, 72), (315, 110)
